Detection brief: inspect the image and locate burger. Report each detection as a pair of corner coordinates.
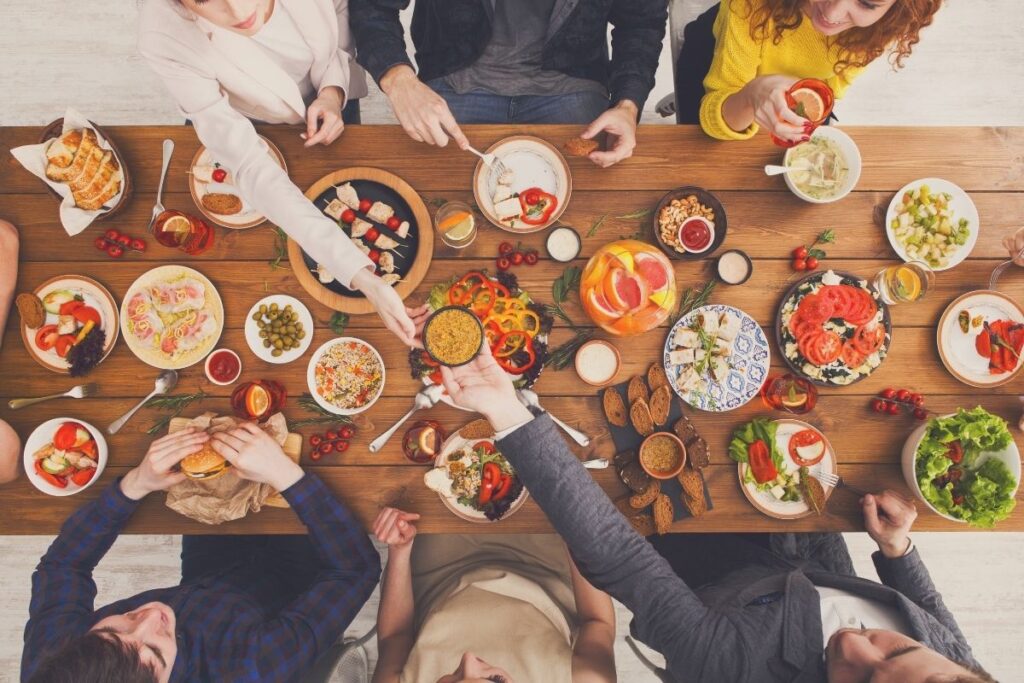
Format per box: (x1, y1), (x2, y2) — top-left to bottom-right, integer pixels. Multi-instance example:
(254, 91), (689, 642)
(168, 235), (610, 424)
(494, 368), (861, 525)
(180, 443), (231, 481)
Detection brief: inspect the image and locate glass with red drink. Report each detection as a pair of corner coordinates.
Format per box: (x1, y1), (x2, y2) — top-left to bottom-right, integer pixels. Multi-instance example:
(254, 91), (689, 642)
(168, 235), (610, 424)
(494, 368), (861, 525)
(769, 79), (835, 148)
(760, 373), (818, 414)
(152, 210), (214, 255)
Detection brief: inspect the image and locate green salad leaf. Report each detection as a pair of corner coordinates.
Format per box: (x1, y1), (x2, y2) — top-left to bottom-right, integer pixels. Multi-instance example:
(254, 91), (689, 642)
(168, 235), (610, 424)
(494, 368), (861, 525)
(728, 419), (784, 469)
(915, 407), (1017, 528)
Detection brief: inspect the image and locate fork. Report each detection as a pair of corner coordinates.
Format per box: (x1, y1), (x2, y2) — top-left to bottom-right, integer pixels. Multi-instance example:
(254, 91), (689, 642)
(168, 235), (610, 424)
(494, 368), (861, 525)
(9, 383), (97, 410)
(989, 244), (1024, 290)
(465, 144), (509, 179)
(146, 139), (175, 233)
(816, 472), (869, 498)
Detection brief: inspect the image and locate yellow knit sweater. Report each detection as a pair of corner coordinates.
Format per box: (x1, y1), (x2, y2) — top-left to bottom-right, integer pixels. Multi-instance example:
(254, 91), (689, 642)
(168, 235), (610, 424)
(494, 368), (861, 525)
(700, 0), (863, 140)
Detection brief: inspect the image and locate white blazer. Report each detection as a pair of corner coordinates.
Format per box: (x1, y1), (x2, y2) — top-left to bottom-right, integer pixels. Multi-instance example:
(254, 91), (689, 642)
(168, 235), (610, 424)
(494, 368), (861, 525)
(138, 0), (372, 287)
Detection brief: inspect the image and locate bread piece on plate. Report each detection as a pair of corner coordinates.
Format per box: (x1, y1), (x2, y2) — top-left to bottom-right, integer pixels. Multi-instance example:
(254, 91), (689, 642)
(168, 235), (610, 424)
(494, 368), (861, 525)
(687, 436), (710, 470)
(45, 130), (83, 168)
(602, 388), (627, 428)
(201, 192), (243, 216)
(629, 480), (660, 509)
(16, 293), (46, 329)
(649, 385), (672, 426)
(74, 151), (118, 204)
(619, 461), (651, 494)
(47, 129), (97, 182)
(335, 182), (360, 209)
(648, 363), (670, 391)
(627, 513), (656, 536)
(678, 466), (704, 502)
(627, 375), (649, 405)
(67, 146), (105, 195)
(681, 486), (707, 518)
(77, 171), (122, 211)
(630, 399), (654, 436)
(652, 493), (674, 534)
(366, 201), (394, 223)
(673, 416), (699, 445)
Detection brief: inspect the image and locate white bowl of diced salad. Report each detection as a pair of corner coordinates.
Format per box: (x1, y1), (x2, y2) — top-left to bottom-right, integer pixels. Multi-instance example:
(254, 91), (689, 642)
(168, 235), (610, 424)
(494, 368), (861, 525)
(884, 178), (978, 272)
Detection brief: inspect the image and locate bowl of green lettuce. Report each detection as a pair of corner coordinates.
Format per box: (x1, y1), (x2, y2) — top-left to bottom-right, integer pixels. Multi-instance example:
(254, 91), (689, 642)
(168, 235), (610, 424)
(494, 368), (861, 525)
(901, 407), (1019, 528)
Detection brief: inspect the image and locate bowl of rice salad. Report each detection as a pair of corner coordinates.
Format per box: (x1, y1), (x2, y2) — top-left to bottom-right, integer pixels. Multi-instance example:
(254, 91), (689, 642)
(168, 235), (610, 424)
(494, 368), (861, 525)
(307, 337), (386, 415)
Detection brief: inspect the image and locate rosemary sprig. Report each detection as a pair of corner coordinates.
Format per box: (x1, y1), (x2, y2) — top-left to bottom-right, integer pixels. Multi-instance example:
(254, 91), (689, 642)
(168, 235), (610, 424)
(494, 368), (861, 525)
(269, 227), (288, 270)
(545, 328), (595, 370)
(586, 214), (608, 238)
(616, 208), (653, 220)
(145, 391), (207, 435)
(292, 394), (353, 428)
(673, 280), (717, 324)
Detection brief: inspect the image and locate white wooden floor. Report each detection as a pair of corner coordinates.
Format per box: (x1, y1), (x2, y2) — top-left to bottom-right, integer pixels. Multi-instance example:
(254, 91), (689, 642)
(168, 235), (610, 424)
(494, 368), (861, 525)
(2, 1), (1024, 681)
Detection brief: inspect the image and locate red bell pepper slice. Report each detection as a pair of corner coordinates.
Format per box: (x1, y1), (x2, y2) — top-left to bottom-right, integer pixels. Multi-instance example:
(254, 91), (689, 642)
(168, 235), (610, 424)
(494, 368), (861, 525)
(34, 460), (67, 489)
(70, 468), (97, 487)
(479, 461), (502, 505)
(518, 187), (558, 226)
(495, 336), (536, 375)
(494, 330), (529, 358)
(748, 439), (777, 484)
(475, 441), (497, 455)
(492, 473), (514, 501)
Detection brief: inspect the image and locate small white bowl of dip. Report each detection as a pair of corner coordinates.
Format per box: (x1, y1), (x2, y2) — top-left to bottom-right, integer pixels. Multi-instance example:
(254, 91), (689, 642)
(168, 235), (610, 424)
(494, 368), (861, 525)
(574, 339), (621, 386)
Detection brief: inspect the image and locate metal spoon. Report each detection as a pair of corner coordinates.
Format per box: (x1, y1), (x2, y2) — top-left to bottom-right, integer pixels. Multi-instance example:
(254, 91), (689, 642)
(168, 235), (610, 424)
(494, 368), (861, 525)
(9, 383), (96, 410)
(516, 388), (590, 447)
(369, 384), (444, 453)
(108, 370), (178, 435)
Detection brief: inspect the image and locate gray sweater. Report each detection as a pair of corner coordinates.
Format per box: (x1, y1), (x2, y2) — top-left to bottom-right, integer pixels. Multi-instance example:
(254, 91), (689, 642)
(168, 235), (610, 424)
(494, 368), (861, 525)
(498, 415), (980, 682)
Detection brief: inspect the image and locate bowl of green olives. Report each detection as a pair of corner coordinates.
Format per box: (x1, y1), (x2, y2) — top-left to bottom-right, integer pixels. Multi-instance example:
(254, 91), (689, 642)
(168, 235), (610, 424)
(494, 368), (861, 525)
(244, 295), (314, 364)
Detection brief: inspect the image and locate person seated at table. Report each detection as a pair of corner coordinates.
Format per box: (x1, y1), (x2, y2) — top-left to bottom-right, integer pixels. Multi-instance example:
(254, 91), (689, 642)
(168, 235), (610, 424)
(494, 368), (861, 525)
(676, 0), (944, 143)
(436, 345), (992, 683)
(137, 0), (420, 344)
(0, 218), (21, 485)
(349, 0), (667, 167)
(370, 507), (616, 683)
(22, 425), (380, 683)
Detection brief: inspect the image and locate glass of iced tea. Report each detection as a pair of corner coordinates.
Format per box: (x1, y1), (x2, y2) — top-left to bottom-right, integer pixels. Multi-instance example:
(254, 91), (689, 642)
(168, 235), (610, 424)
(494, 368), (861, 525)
(435, 201), (477, 249)
(873, 261), (934, 304)
(152, 210), (214, 255)
(770, 79), (835, 148)
(761, 373), (818, 414)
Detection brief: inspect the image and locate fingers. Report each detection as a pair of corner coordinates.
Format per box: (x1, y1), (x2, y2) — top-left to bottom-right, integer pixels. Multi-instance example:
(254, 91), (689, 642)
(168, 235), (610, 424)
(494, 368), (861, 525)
(581, 111), (610, 140)
(774, 93), (807, 127)
(439, 110), (469, 150)
(874, 489), (916, 523)
(236, 422), (265, 438)
(305, 105), (321, 142)
(373, 507), (399, 537)
(426, 118), (450, 147)
(305, 112), (342, 147)
(439, 365), (462, 398)
(148, 430), (208, 461)
(861, 494), (884, 535)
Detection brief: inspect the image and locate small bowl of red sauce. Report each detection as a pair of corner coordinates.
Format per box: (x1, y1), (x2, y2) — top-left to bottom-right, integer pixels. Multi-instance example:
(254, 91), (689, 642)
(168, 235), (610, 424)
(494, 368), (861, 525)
(205, 348), (242, 386)
(677, 216), (715, 254)
(651, 186), (727, 261)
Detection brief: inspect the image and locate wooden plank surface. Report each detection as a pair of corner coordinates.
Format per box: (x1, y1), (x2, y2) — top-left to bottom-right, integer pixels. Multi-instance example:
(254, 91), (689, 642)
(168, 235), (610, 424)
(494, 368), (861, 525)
(2, 124), (1023, 534)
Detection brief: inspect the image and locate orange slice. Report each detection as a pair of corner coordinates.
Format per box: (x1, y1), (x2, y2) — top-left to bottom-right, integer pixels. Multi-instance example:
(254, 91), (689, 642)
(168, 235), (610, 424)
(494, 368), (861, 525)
(245, 383), (271, 418)
(790, 88), (825, 121)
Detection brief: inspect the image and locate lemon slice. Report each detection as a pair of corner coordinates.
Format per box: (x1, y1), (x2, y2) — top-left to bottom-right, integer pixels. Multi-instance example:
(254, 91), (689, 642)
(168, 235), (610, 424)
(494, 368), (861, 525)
(418, 427), (438, 456)
(790, 87), (825, 121)
(894, 266), (921, 301)
(163, 215), (192, 241)
(442, 214), (475, 241)
(649, 288), (673, 307)
(246, 384), (270, 418)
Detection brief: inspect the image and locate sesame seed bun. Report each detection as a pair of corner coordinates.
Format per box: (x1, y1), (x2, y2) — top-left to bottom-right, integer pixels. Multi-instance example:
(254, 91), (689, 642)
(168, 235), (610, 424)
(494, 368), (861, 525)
(180, 443), (230, 481)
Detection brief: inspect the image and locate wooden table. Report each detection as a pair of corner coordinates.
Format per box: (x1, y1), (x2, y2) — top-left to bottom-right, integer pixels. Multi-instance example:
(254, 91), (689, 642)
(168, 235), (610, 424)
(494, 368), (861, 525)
(1, 125), (1022, 535)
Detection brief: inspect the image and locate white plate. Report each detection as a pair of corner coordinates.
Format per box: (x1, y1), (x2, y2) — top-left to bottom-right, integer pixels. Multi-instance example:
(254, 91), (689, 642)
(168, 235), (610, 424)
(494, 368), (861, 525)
(244, 295), (314, 364)
(120, 265), (224, 370)
(884, 178), (979, 271)
(739, 419), (836, 520)
(936, 290), (1024, 387)
(663, 304), (770, 412)
(901, 413), (1021, 524)
(23, 418), (108, 497)
(425, 432), (529, 523)
(188, 135), (286, 229)
(306, 337), (386, 415)
(20, 275), (119, 374)
(472, 135), (571, 233)
(782, 126), (862, 204)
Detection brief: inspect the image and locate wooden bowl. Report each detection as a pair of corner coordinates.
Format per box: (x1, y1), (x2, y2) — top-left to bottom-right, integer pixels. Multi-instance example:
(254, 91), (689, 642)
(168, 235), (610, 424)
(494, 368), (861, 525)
(38, 118), (132, 221)
(639, 432), (687, 480)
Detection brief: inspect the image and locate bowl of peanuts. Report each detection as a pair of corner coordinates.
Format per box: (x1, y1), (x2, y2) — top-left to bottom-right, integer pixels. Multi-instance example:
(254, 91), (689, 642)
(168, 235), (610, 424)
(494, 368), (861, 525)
(651, 187), (728, 261)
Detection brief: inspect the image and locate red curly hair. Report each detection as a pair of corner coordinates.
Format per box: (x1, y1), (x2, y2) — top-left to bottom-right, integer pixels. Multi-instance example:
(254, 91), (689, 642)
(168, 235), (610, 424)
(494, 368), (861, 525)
(746, 0), (944, 73)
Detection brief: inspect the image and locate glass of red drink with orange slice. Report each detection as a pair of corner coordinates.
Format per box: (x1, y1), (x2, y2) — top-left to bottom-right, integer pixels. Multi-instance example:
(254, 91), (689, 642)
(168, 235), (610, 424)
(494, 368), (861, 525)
(580, 240), (677, 336)
(770, 79), (835, 148)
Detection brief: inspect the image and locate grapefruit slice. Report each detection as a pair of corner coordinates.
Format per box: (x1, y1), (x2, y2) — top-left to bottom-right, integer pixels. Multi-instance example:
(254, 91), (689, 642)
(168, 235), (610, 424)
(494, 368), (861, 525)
(633, 252), (671, 293)
(605, 246), (635, 273)
(581, 253), (611, 291)
(604, 267), (648, 313)
(584, 287), (623, 326)
(790, 88), (825, 121)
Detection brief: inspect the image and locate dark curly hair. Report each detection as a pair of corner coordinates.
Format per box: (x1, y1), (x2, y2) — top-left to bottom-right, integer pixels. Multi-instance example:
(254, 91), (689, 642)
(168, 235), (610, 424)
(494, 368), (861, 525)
(27, 631), (157, 683)
(745, 0), (944, 73)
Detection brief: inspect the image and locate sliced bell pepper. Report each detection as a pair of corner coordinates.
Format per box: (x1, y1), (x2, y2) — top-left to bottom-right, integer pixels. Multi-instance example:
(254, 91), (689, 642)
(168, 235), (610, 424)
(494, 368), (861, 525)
(518, 187), (558, 226)
(494, 330), (529, 358)
(468, 282), (496, 318)
(496, 336), (536, 375)
(492, 473), (514, 502)
(34, 459), (67, 489)
(479, 461), (502, 505)
(420, 350), (440, 368)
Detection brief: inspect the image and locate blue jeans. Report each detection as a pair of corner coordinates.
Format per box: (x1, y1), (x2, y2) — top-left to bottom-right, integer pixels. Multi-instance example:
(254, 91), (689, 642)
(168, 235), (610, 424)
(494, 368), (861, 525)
(428, 78), (610, 125)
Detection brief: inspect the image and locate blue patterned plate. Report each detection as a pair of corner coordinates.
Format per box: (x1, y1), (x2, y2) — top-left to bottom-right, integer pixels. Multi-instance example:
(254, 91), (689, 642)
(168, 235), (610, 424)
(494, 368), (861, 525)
(662, 304), (770, 412)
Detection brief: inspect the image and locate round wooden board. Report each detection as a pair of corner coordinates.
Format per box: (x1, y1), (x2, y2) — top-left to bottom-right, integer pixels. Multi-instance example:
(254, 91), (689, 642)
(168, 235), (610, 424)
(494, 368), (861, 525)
(288, 167), (434, 314)
(188, 136), (287, 229)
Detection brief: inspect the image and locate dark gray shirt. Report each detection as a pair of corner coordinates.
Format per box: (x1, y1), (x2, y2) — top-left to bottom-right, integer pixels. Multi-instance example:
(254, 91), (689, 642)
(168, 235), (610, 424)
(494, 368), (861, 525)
(445, 0), (608, 97)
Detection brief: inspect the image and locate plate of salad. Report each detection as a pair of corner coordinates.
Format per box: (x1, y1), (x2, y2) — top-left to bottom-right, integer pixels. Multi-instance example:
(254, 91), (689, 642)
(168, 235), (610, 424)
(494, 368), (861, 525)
(729, 418), (836, 519)
(884, 178), (978, 271)
(408, 271), (551, 409)
(902, 407), (1019, 528)
(423, 432), (528, 523)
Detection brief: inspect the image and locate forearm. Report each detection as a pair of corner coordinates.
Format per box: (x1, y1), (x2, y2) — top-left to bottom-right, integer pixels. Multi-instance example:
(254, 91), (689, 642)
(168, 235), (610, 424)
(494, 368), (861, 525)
(376, 545), (415, 640)
(569, 556), (616, 630)
(0, 220), (18, 348)
(872, 548), (968, 643)
(721, 87), (755, 133)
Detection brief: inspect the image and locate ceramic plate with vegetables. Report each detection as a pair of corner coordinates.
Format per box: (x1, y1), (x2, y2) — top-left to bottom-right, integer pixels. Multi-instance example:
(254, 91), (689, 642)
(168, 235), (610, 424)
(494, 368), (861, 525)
(409, 271), (551, 408)
(424, 433), (528, 523)
(885, 178), (978, 271)
(19, 275), (119, 375)
(23, 418), (108, 497)
(729, 418), (836, 519)
(936, 291), (1024, 388)
(903, 407), (1019, 528)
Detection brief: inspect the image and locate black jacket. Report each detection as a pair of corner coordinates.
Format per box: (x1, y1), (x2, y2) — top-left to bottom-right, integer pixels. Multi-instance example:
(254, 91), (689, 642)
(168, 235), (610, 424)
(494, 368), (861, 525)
(349, 0), (667, 111)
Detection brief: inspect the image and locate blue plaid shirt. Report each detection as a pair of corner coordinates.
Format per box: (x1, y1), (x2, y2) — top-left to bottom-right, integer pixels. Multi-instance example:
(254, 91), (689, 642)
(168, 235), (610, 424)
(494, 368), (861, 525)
(22, 474), (380, 682)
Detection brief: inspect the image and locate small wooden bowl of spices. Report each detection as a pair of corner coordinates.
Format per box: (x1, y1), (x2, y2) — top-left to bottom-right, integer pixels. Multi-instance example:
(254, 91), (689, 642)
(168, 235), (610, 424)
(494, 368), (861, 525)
(639, 432), (687, 479)
(423, 306), (484, 367)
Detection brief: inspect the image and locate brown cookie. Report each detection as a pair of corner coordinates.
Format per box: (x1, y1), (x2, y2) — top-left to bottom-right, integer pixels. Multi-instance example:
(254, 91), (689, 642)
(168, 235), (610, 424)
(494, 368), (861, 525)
(629, 399), (654, 436)
(603, 388), (627, 428)
(681, 489), (707, 518)
(628, 513), (657, 536)
(627, 375), (649, 405)
(649, 385), (672, 426)
(652, 493), (674, 534)
(619, 461), (652, 494)
(647, 363), (670, 391)
(802, 472), (826, 515)
(673, 416), (699, 445)
(15, 293), (45, 329)
(563, 136), (599, 157)
(677, 466), (704, 502)
(201, 192), (244, 216)
(687, 436), (710, 470)
(629, 480), (660, 509)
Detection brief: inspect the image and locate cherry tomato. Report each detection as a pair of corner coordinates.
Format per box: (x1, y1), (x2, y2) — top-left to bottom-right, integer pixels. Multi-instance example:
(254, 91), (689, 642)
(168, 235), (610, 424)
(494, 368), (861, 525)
(341, 209), (357, 224)
(386, 216), (401, 230)
(358, 198), (373, 213)
(131, 238), (147, 252)
(496, 256), (511, 272)
(325, 429), (338, 441)
(886, 402), (901, 415)
(339, 427), (354, 439)
(524, 250), (539, 265)
(107, 244), (124, 258)
(870, 398), (886, 413)
(911, 393), (924, 406)
(879, 388), (896, 400)
(511, 251), (524, 266)
(805, 256), (819, 270)
(523, 190), (540, 206)
(94, 237), (108, 251)
(365, 227), (380, 243)
(792, 258), (807, 271)
(913, 407), (928, 420)
(310, 450), (323, 461)
(319, 441), (335, 455)
(104, 229), (120, 241)
(895, 389), (911, 402)
(946, 440), (964, 464)
(212, 167), (227, 183)
(310, 434), (323, 447)
(498, 242), (515, 256)
(792, 246), (808, 259)
(335, 441), (350, 452)
(368, 250), (381, 264)
(116, 234), (132, 247)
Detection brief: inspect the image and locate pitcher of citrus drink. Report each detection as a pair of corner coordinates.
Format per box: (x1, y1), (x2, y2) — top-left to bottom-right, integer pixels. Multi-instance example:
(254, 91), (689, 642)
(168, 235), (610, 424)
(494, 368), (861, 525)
(770, 79), (835, 148)
(580, 240), (676, 336)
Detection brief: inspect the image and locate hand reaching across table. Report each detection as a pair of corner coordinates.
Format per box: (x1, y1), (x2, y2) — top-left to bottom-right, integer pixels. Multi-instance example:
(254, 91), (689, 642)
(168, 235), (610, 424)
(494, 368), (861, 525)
(581, 100), (640, 168)
(1003, 226), (1024, 266)
(210, 422), (304, 493)
(439, 343), (533, 432)
(120, 428), (210, 500)
(861, 489), (917, 559)
(352, 268), (425, 348)
(373, 507), (420, 555)
(380, 65), (470, 149)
